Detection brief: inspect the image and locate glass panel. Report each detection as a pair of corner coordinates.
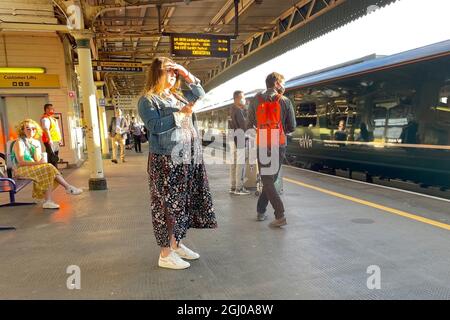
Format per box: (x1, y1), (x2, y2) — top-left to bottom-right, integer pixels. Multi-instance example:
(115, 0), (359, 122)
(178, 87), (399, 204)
(372, 106), (387, 141)
(295, 102), (317, 127)
(388, 101), (413, 143)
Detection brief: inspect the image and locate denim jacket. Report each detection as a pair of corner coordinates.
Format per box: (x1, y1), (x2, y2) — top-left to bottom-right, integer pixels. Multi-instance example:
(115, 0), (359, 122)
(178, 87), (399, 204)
(138, 82), (205, 155)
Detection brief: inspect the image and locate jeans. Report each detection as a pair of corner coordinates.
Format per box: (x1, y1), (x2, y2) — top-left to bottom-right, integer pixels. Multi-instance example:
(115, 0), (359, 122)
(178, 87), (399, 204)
(257, 146), (285, 219)
(230, 141), (247, 190)
(133, 134), (142, 152)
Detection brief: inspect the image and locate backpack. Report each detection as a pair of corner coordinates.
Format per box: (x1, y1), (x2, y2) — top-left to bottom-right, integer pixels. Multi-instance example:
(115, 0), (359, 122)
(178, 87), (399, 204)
(255, 94), (286, 148)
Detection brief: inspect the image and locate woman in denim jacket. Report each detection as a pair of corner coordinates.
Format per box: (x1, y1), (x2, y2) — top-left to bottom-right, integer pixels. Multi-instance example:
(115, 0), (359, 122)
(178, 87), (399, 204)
(138, 57), (217, 270)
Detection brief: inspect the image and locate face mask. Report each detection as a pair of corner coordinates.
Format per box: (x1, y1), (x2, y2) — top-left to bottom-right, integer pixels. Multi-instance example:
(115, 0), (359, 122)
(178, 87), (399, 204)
(47, 110), (54, 116)
(240, 98), (246, 106)
(276, 84), (285, 95)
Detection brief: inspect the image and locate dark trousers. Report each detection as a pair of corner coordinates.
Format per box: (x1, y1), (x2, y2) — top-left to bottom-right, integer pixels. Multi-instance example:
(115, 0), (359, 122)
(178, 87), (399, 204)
(44, 142), (59, 168)
(133, 134), (142, 152)
(257, 146), (285, 219)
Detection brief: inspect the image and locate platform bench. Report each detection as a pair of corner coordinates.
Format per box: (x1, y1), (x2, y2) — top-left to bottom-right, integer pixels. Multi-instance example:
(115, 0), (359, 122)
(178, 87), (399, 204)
(0, 177), (34, 208)
(0, 152), (35, 208)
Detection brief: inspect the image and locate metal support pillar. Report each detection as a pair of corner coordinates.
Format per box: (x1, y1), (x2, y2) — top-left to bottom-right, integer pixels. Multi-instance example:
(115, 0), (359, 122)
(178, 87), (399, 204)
(73, 31), (107, 190)
(95, 81), (110, 158)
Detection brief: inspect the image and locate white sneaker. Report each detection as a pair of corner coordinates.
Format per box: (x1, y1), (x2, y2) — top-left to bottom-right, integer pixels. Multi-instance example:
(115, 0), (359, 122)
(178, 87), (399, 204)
(173, 243), (200, 260)
(42, 200), (60, 209)
(66, 185), (83, 195)
(158, 251), (190, 270)
(234, 188), (251, 195)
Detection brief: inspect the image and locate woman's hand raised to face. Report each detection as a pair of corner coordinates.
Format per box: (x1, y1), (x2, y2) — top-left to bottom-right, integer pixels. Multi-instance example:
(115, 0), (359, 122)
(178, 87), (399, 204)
(165, 62), (189, 78)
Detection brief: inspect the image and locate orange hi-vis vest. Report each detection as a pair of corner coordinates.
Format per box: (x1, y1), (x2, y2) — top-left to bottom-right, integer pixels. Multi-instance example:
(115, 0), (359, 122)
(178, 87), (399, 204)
(41, 114), (61, 143)
(255, 94), (286, 148)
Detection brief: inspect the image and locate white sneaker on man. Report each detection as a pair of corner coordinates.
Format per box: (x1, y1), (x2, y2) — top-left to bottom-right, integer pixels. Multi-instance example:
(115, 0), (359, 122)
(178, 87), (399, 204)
(234, 188), (251, 195)
(66, 185), (83, 195)
(173, 243), (200, 260)
(158, 251), (190, 270)
(42, 200), (60, 209)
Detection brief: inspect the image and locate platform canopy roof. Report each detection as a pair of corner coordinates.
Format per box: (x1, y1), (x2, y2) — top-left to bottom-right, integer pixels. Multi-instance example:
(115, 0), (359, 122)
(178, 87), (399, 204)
(0, 0), (399, 96)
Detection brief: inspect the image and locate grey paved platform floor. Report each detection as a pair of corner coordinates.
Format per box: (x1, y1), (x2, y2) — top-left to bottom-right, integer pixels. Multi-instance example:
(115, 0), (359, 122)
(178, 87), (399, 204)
(1, 145), (450, 299)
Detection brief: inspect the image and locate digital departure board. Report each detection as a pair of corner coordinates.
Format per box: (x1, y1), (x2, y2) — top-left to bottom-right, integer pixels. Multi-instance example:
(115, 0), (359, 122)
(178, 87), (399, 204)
(170, 33), (231, 58)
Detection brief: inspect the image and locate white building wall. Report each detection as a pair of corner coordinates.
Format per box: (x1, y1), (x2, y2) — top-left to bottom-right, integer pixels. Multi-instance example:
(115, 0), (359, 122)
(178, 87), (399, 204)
(0, 31), (84, 166)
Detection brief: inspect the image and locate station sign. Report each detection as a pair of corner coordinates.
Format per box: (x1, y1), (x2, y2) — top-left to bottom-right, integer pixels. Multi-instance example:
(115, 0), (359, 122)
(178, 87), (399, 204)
(112, 95), (140, 110)
(170, 33), (231, 58)
(0, 73), (60, 88)
(92, 61), (143, 73)
(98, 98), (106, 107)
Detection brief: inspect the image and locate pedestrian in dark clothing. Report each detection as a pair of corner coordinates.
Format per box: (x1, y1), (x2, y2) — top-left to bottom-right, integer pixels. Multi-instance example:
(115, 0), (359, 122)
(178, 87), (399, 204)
(130, 117), (143, 153)
(229, 90), (250, 195)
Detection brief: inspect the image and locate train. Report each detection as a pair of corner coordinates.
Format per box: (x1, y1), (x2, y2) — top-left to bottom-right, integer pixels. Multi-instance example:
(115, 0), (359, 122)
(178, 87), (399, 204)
(196, 40), (450, 189)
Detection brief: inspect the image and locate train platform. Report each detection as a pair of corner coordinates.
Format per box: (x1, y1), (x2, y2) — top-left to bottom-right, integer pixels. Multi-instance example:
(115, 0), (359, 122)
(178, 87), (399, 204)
(1, 146), (450, 299)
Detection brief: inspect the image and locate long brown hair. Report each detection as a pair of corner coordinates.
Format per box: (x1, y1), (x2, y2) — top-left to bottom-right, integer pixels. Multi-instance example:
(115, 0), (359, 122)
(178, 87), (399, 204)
(144, 57), (181, 96)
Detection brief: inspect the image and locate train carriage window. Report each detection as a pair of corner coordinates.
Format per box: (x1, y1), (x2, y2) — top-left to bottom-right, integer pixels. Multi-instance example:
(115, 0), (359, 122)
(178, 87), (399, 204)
(372, 105), (387, 141)
(295, 102), (317, 127)
(387, 100), (413, 143)
(428, 83), (450, 145)
(326, 98), (357, 141)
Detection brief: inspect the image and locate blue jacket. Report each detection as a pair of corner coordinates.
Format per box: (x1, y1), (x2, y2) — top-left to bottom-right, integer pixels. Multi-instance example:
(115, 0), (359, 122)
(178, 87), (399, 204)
(138, 82), (205, 155)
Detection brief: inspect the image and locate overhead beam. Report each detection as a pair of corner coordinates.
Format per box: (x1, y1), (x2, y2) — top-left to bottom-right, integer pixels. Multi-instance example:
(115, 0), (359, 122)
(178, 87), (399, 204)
(133, 6), (149, 55)
(152, 6), (175, 60)
(0, 21), (70, 32)
(205, 0), (344, 89)
(90, 0), (209, 29)
(208, 0), (256, 34)
(223, 0), (255, 25)
(204, 0), (398, 90)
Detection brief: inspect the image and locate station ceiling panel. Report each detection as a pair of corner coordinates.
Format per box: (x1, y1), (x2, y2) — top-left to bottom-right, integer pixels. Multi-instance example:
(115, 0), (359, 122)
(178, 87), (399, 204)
(0, 0), (399, 96)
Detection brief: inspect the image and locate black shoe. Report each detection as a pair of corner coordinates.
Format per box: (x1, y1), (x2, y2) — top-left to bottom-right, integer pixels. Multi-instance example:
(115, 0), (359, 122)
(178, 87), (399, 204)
(111, 159), (118, 164)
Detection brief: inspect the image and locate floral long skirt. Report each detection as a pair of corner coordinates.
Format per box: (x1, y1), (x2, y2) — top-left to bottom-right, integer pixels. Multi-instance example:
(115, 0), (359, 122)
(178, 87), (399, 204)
(147, 153), (217, 247)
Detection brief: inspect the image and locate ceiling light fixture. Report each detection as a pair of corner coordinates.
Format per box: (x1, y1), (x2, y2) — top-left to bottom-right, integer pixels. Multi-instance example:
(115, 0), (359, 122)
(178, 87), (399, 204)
(0, 67), (46, 74)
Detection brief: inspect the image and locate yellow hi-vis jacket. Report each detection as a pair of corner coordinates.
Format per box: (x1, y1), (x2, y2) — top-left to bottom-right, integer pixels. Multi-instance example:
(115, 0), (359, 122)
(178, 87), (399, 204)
(41, 114), (61, 143)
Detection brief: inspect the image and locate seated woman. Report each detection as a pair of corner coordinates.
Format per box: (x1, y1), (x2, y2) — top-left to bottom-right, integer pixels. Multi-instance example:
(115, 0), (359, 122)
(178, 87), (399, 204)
(10, 119), (83, 209)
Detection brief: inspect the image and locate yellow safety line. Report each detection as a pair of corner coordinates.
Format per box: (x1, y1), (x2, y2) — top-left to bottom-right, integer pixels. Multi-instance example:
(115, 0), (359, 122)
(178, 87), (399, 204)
(283, 177), (450, 231)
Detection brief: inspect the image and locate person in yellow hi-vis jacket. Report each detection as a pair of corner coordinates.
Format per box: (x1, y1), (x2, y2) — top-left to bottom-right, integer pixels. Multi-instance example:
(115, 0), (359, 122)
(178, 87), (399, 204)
(40, 103), (62, 168)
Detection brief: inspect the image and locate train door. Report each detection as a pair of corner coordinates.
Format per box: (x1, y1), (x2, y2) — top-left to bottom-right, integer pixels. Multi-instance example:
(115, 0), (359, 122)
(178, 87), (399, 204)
(1, 95), (48, 143)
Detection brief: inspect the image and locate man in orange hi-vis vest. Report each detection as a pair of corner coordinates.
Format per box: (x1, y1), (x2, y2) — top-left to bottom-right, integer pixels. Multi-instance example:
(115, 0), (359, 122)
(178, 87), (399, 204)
(247, 72), (296, 228)
(40, 103), (62, 168)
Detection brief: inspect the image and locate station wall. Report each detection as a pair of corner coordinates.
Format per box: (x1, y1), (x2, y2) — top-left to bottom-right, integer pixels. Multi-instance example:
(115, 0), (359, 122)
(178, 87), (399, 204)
(0, 31), (84, 166)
